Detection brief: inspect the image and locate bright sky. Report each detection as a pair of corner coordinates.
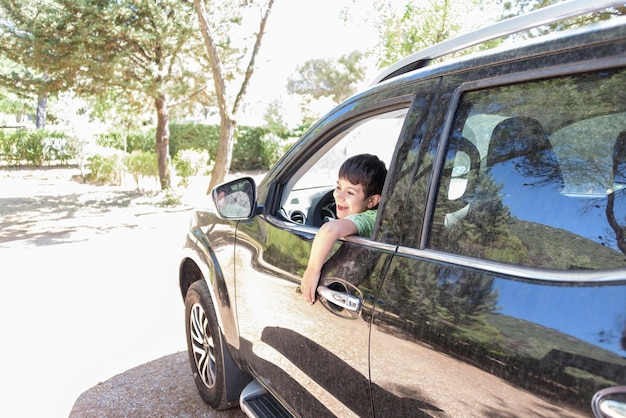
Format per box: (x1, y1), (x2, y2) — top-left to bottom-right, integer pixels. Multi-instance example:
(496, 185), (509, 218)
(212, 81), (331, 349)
(241, 0), (381, 126)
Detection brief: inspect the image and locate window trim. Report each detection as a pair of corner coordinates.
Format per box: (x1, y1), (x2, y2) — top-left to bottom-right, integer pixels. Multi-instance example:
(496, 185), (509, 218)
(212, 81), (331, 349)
(264, 95), (415, 236)
(396, 246), (626, 284)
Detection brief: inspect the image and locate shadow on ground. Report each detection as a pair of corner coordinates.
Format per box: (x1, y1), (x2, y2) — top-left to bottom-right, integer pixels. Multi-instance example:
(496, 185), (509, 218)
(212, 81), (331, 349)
(70, 352), (246, 418)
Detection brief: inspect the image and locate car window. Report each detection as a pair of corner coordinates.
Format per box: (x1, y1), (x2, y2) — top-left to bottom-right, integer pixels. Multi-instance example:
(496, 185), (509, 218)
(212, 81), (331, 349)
(428, 68), (626, 270)
(280, 108), (409, 228)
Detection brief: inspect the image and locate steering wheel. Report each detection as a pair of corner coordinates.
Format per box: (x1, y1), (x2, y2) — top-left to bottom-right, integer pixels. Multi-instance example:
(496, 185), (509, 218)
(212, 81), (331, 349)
(311, 190), (336, 226)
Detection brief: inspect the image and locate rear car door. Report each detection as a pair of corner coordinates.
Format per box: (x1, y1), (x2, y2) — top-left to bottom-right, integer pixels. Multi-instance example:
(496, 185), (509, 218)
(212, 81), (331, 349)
(233, 79), (439, 417)
(370, 24), (626, 417)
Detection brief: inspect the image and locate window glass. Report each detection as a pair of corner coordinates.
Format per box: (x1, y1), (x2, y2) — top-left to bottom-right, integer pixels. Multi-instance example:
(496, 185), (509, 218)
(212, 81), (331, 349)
(280, 108), (408, 228)
(429, 69), (626, 270)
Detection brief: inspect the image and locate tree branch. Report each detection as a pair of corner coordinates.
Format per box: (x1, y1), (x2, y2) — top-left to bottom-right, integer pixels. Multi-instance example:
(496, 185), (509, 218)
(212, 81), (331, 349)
(232, 0), (274, 116)
(193, 0), (231, 122)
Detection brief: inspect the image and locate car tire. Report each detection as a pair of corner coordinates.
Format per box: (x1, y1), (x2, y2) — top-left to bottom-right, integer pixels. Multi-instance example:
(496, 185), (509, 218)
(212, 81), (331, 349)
(184, 280), (230, 409)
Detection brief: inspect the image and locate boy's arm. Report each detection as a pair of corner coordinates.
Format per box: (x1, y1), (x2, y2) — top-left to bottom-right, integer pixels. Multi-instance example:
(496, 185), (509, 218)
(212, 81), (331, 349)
(302, 218), (358, 304)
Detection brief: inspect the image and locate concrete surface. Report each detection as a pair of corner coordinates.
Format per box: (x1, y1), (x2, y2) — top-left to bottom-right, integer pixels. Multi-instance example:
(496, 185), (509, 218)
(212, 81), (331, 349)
(70, 351), (245, 417)
(0, 167), (252, 417)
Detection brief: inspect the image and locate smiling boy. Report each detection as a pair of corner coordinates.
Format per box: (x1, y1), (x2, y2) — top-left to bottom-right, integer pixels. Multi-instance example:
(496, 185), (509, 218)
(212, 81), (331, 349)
(302, 154), (387, 304)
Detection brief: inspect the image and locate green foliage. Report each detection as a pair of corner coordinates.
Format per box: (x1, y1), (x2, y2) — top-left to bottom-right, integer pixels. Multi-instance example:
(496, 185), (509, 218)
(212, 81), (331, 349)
(157, 188), (183, 207)
(169, 122), (286, 171)
(0, 84), (34, 124)
(124, 151), (158, 190)
(86, 154), (122, 185)
(173, 149), (210, 187)
(95, 130), (154, 153)
(14, 131), (44, 165)
(0, 129), (15, 163)
(95, 132), (124, 150)
(363, 0), (503, 68)
(0, 128), (73, 166)
(232, 126), (271, 170)
(263, 100), (292, 139)
(128, 131), (155, 153)
(0, 0), (213, 189)
(287, 51), (366, 104)
(87, 121), (291, 181)
(500, 0), (625, 32)
(169, 123), (220, 159)
(0, 0), (205, 99)
(40, 130), (72, 164)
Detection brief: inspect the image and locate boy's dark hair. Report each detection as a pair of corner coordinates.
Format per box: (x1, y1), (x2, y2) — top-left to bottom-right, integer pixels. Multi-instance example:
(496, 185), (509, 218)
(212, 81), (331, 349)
(338, 154), (387, 198)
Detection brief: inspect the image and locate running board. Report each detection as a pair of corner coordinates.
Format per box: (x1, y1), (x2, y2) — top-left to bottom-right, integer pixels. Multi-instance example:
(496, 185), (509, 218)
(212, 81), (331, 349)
(239, 379), (293, 418)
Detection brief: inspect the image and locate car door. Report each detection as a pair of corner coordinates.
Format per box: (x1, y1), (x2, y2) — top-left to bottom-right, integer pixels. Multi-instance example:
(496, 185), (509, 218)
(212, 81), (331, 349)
(232, 79), (439, 417)
(369, 44), (626, 416)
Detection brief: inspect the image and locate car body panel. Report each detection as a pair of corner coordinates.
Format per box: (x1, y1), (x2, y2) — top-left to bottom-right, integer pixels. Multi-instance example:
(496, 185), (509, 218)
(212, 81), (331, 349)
(370, 250), (626, 417)
(233, 216), (393, 417)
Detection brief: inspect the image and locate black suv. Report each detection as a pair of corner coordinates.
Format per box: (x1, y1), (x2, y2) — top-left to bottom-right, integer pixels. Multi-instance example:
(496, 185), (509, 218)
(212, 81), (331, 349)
(179, 2), (626, 417)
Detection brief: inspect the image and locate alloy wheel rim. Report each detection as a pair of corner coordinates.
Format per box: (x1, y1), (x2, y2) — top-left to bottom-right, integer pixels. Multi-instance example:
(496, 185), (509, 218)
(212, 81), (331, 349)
(190, 302), (217, 388)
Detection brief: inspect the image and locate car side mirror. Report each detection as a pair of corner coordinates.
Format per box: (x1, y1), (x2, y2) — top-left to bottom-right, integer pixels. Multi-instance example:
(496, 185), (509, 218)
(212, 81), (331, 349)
(211, 177), (257, 220)
(592, 386), (626, 418)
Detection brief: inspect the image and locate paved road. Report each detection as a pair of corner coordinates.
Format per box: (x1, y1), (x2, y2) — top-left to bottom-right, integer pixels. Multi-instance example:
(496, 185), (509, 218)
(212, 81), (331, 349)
(70, 352), (245, 417)
(0, 168), (246, 417)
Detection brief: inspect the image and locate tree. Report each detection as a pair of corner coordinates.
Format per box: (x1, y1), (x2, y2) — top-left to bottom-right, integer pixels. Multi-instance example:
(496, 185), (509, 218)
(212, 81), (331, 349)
(286, 51), (367, 104)
(193, 0), (275, 193)
(0, 0), (209, 189)
(353, 0), (502, 68)
(0, 56), (36, 125)
(500, 0), (626, 24)
(497, 0), (626, 41)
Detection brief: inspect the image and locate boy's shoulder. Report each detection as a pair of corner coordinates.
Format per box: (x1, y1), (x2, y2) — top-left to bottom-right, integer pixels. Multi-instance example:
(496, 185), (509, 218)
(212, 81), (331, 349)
(346, 209), (377, 237)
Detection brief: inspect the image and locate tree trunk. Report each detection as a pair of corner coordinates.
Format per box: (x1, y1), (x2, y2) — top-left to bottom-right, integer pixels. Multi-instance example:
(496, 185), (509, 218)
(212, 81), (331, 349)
(207, 116), (236, 193)
(36, 94), (47, 129)
(194, 0), (274, 194)
(36, 73), (48, 129)
(155, 94), (171, 190)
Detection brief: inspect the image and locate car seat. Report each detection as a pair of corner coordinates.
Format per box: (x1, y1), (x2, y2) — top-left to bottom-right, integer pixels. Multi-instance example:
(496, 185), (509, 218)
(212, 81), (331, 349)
(485, 116), (564, 223)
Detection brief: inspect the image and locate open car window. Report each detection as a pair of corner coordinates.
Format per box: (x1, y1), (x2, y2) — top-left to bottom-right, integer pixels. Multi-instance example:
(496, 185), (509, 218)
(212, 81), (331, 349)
(281, 108), (409, 228)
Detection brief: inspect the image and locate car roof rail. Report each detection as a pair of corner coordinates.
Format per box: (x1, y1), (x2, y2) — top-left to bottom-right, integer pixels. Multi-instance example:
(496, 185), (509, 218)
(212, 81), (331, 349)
(371, 0), (625, 85)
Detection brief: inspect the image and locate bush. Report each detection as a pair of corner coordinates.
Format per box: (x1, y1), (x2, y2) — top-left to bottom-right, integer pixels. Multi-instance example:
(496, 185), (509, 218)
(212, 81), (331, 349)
(0, 128), (74, 166)
(231, 126), (268, 170)
(95, 132), (123, 150)
(86, 120), (298, 176)
(124, 151), (158, 190)
(157, 188), (182, 207)
(42, 131), (73, 164)
(95, 131), (154, 153)
(65, 136), (90, 174)
(128, 131), (155, 153)
(171, 123), (282, 170)
(15, 130), (45, 165)
(0, 129), (17, 165)
(169, 123), (219, 158)
(173, 149), (210, 187)
(86, 154), (122, 185)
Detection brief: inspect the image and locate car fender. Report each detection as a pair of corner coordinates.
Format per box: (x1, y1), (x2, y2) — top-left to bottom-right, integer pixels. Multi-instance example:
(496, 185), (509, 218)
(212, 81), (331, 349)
(179, 227), (240, 351)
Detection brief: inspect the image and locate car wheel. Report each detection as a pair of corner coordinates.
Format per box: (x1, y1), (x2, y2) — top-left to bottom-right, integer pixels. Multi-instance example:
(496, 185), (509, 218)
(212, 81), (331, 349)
(184, 280), (229, 409)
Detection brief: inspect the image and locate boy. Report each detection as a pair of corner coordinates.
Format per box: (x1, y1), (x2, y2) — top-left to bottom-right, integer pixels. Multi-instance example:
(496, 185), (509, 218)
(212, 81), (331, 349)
(302, 153), (387, 304)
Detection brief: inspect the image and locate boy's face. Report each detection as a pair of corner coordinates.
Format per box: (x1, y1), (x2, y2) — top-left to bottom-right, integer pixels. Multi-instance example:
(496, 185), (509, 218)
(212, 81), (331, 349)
(333, 177), (380, 219)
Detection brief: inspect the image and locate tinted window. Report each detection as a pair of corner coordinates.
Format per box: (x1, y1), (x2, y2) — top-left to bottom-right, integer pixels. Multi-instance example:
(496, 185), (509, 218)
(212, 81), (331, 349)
(429, 69), (626, 270)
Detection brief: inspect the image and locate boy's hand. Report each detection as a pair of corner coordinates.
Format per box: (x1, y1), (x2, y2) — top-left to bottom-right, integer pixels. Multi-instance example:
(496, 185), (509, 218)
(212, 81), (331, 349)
(302, 267), (320, 304)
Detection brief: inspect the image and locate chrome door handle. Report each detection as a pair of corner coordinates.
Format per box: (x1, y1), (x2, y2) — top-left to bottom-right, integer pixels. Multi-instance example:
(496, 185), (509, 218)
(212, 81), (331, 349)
(317, 285), (362, 312)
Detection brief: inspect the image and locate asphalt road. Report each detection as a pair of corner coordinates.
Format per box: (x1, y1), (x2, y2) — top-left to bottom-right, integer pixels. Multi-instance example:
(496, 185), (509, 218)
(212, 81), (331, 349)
(0, 167), (247, 418)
